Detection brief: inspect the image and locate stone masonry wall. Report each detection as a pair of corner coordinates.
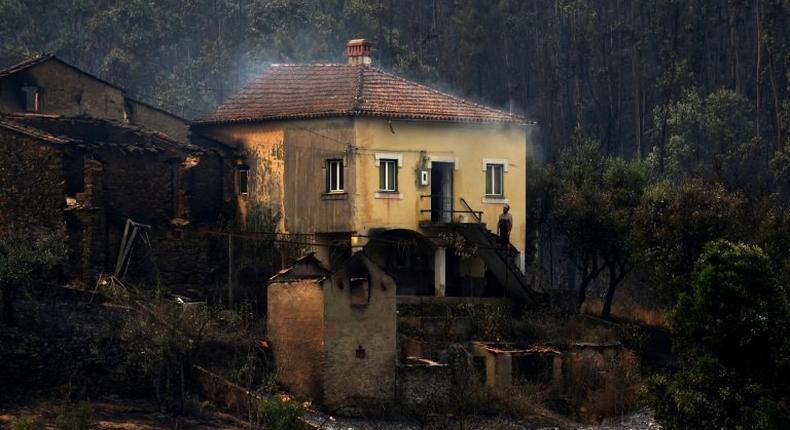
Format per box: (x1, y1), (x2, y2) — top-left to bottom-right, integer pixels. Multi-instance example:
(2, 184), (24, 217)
(322, 257), (398, 410)
(0, 61), (126, 120)
(0, 128), (65, 239)
(267, 280), (326, 402)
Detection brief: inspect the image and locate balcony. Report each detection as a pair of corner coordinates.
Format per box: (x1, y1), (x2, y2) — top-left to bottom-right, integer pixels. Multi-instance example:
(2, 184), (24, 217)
(418, 195), (484, 229)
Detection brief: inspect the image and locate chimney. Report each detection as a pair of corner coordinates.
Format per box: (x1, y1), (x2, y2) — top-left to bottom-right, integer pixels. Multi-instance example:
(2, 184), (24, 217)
(347, 39), (372, 66)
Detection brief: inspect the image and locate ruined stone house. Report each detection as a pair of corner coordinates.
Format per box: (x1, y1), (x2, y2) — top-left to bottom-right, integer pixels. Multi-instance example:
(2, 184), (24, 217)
(0, 55), (237, 291)
(194, 39), (544, 305)
(267, 252), (397, 409)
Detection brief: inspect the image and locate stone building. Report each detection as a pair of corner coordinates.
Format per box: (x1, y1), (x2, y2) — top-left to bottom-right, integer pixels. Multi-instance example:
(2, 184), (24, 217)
(267, 252), (397, 409)
(194, 39), (544, 305)
(0, 55), (237, 291)
(0, 54), (189, 141)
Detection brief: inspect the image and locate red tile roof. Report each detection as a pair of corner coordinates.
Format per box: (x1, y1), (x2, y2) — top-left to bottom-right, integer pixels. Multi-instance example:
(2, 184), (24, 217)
(197, 64), (528, 125)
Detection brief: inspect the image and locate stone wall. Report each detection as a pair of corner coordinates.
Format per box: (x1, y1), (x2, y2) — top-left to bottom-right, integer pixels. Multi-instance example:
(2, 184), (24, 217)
(267, 280), (326, 402)
(322, 255), (397, 410)
(126, 99), (189, 142)
(0, 127), (65, 239)
(0, 60), (126, 120)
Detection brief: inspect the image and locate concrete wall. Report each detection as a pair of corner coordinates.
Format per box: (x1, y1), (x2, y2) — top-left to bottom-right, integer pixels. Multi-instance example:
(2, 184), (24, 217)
(200, 122), (286, 230)
(283, 122), (356, 233)
(200, 118), (357, 234)
(202, 117), (528, 253)
(267, 280), (326, 401)
(0, 61), (126, 121)
(322, 256), (397, 409)
(352, 118), (528, 251)
(0, 127), (65, 238)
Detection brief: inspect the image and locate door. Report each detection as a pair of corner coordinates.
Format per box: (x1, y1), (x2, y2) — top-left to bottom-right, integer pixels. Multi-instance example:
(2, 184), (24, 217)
(430, 162), (454, 223)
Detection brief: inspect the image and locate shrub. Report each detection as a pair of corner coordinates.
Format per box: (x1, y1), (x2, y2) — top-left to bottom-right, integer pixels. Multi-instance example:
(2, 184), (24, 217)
(11, 416), (38, 430)
(256, 395), (304, 430)
(643, 240), (790, 429)
(54, 401), (93, 430)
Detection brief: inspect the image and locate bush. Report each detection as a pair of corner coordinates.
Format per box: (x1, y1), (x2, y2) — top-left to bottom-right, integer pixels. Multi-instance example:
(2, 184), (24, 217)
(54, 401), (93, 430)
(643, 240), (790, 429)
(256, 395), (304, 430)
(561, 349), (641, 423)
(11, 416), (38, 430)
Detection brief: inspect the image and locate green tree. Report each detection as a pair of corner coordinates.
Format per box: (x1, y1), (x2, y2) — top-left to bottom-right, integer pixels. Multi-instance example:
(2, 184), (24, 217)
(0, 233), (65, 326)
(552, 138), (647, 317)
(644, 240), (790, 429)
(633, 179), (746, 300)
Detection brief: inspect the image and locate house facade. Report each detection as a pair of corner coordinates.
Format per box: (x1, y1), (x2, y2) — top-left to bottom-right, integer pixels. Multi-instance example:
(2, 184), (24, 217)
(196, 40), (541, 302)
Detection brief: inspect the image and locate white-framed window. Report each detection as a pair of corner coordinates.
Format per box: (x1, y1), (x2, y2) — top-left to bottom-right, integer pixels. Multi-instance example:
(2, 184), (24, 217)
(379, 159), (398, 191)
(326, 159), (344, 192)
(236, 165), (249, 195)
(485, 163), (504, 197)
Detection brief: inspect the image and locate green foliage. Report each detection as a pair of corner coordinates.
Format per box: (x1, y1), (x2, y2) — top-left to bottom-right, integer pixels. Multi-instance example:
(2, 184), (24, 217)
(54, 401), (93, 430)
(256, 395), (304, 430)
(0, 233), (66, 286)
(1, 233), (66, 325)
(633, 179), (746, 299)
(644, 240), (790, 429)
(651, 89), (775, 195)
(552, 138), (647, 311)
(11, 416), (37, 430)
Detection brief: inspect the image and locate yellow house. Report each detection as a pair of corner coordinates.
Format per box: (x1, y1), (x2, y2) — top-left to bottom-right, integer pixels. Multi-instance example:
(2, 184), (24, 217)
(194, 40), (541, 303)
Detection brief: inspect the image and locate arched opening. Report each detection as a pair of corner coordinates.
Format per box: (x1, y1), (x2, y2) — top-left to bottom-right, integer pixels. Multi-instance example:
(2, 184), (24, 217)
(363, 229), (435, 296)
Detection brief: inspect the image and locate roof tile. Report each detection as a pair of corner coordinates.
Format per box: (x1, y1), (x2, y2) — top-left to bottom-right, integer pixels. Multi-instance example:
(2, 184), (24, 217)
(197, 64), (526, 125)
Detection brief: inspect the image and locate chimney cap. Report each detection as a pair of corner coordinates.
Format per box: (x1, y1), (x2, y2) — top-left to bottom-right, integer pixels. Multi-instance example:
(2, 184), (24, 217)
(347, 39), (371, 47)
(347, 39), (372, 66)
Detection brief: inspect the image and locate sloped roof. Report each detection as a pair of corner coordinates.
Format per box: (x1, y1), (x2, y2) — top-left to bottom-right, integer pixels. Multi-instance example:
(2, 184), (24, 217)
(197, 64), (527, 125)
(0, 116), (72, 144)
(0, 53), (123, 90)
(0, 113), (201, 154)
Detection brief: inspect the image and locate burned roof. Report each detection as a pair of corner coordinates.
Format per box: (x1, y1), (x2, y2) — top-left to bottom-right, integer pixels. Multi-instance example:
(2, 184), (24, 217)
(0, 113), (202, 154)
(269, 252), (331, 282)
(197, 64), (528, 125)
(0, 53), (123, 91)
(0, 55), (188, 122)
(0, 116), (72, 144)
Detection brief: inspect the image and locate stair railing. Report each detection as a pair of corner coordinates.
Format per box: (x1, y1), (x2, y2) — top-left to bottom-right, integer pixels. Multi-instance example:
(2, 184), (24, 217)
(459, 198), (483, 223)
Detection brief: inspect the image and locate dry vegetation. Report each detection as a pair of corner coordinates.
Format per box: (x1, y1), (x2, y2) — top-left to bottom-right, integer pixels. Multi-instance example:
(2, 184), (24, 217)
(581, 299), (670, 329)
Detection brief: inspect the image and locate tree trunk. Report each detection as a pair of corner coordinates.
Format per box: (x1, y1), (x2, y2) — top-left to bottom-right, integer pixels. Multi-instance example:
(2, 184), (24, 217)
(601, 265), (618, 320)
(1, 282), (16, 326)
(577, 254), (604, 309)
(602, 261), (628, 320)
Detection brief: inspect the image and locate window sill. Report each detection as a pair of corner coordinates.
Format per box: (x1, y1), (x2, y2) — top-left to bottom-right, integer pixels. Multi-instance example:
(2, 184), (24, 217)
(482, 196), (509, 204)
(322, 192), (348, 200)
(374, 191), (403, 199)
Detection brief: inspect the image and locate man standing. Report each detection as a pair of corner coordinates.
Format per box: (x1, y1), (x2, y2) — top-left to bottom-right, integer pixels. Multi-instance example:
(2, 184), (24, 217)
(497, 204), (513, 247)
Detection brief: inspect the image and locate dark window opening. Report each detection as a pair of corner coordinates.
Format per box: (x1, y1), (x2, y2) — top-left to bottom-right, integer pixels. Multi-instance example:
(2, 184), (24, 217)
(236, 165), (249, 195)
(170, 160), (181, 218)
(350, 277), (370, 306)
(22, 85), (40, 112)
(64, 154), (85, 197)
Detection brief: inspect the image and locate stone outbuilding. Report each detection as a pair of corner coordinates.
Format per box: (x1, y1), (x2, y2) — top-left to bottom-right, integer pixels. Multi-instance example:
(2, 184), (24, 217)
(267, 252), (397, 411)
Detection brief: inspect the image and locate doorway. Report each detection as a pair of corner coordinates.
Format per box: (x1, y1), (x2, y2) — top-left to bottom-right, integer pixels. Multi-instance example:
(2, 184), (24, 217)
(430, 162), (454, 223)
